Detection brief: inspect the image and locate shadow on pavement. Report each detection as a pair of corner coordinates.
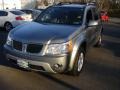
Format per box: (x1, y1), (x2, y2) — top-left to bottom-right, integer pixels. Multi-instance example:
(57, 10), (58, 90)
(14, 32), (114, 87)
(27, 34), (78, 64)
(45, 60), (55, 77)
(102, 24), (120, 57)
(85, 60), (120, 89)
(37, 72), (80, 90)
(86, 60), (120, 79)
(0, 30), (18, 69)
(103, 40), (120, 57)
(103, 23), (120, 39)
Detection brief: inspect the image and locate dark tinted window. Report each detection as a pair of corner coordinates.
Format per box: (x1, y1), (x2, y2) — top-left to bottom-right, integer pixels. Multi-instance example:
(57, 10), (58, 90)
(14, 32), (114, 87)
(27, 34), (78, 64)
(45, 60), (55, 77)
(10, 11), (25, 15)
(32, 10), (41, 19)
(21, 10), (32, 14)
(86, 9), (93, 23)
(0, 11), (8, 16)
(35, 7), (84, 25)
(92, 8), (99, 20)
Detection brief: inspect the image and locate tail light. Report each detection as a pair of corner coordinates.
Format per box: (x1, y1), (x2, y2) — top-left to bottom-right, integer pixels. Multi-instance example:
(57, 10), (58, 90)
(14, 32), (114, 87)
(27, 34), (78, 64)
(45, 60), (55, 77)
(16, 16), (25, 20)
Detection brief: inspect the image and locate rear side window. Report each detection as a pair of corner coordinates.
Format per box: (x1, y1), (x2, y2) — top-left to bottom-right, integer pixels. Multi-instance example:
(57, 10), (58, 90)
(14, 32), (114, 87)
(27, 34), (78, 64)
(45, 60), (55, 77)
(21, 10), (32, 14)
(86, 9), (93, 23)
(92, 8), (99, 20)
(10, 11), (25, 15)
(0, 11), (8, 16)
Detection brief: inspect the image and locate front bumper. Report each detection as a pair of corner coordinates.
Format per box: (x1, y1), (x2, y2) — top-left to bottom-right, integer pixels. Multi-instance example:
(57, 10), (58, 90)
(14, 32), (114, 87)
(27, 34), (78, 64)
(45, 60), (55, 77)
(4, 45), (69, 73)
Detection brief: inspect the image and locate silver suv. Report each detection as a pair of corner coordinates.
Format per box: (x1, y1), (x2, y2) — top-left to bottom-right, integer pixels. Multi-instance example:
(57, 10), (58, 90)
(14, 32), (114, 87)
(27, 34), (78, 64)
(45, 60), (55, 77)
(4, 3), (103, 76)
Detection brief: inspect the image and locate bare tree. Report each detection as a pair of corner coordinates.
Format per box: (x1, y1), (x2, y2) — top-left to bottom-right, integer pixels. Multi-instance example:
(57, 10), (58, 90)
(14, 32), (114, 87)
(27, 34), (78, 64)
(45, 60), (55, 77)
(96, 0), (110, 11)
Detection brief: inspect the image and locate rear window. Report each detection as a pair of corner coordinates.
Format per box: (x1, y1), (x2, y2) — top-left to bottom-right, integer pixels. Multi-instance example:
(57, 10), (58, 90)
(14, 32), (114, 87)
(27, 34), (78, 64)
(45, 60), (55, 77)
(21, 10), (32, 14)
(10, 11), (25, 15)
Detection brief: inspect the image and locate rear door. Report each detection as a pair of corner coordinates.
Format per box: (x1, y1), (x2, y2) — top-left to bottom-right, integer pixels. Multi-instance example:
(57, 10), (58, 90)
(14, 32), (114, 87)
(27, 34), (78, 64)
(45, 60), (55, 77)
(92, 7), (102, 43)
(85, 8), (95, 46)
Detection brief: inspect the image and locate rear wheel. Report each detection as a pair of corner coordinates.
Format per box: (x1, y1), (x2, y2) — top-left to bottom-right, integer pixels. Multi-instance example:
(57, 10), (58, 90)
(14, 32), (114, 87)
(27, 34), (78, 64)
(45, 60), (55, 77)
(71, 48), (85, 76)
(94, 34), (102, 47)
(94, 27), (103, 47)
(4, 22), (13, 31)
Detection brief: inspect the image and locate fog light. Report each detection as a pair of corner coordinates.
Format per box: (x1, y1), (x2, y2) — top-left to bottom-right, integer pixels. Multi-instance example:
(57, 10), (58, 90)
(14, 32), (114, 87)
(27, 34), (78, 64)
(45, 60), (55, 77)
(52, 64), (63, 73)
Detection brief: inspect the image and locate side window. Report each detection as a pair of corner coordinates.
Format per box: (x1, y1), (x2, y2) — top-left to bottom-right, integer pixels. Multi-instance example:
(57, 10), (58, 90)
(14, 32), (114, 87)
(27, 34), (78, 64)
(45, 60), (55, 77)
(92, 8), (99, 20)
(0, 11), (8, 16)
(86, 9), (93, 24)
(0, 11), (2, 16)
(26, 10), (32, 14)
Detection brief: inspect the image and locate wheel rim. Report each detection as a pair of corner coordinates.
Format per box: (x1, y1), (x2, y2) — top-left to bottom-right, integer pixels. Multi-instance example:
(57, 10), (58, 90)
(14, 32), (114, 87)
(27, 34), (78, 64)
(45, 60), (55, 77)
(99, 35), (102, 44)
(5, 23), (12, 31)
(78, 52), (84, 72)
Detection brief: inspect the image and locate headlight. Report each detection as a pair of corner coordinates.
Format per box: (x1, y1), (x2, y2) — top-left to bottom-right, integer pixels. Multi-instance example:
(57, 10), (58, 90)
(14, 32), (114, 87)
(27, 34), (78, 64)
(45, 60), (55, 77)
(45, 41), (73, 55)
(6, 35), (12, 46)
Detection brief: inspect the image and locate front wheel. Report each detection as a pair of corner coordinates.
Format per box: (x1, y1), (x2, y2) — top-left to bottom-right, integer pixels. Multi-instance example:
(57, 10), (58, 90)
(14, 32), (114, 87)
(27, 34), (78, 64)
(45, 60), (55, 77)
(71, 48), (85, 76)
(4, 22), (13, 31)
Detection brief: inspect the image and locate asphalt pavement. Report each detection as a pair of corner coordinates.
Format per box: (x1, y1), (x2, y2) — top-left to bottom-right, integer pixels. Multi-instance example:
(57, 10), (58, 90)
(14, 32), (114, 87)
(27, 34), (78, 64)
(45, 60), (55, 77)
(0, 23), (120, 90)
(109, 18), (120, 24)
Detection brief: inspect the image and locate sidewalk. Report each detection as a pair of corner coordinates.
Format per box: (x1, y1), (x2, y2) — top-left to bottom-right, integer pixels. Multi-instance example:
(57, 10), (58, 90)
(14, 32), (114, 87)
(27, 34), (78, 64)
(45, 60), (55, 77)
(109, 17), (120, 24)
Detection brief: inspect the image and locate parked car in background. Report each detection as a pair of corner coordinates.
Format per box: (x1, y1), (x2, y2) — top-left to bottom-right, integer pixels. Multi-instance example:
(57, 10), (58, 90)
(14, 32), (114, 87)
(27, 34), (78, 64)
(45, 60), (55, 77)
(4, 3), (103, 76)
(101, 11), (109, 22)
(36, 8), (44, 11)
(20, 9), (43, 20)
(0, 10), (32, 31)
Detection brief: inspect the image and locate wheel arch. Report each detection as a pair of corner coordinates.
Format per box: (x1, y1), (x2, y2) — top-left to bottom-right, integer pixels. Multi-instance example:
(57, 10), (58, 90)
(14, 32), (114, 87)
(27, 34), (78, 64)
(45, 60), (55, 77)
(4, 21), (12, 26)
(68, 39), (87, 71)
(4, 21), (13, 31)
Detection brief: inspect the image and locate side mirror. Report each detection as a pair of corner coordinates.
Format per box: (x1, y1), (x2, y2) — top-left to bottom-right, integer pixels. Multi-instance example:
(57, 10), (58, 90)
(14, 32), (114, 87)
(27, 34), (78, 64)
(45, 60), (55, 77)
(88, 21), (98, 27)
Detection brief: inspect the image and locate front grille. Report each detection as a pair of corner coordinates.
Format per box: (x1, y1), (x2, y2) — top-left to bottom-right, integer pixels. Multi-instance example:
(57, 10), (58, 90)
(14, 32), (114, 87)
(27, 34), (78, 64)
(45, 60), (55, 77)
(13, 40), (22, 51)
(27, 44), (43, 53)
(12, 40), (43, 54)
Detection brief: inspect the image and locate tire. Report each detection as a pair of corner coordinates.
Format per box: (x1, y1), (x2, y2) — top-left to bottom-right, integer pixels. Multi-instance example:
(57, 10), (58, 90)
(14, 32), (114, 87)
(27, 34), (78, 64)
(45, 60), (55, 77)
(94, 34), (102, 47)
(4, 22), (13, 31)
(71, 48), (85, 76)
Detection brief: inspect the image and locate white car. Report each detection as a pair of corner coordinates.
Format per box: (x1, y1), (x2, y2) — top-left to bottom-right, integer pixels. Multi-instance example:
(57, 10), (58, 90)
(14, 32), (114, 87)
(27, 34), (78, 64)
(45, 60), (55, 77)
(20, 9), (43, 20)
(0, 10), (32, 31)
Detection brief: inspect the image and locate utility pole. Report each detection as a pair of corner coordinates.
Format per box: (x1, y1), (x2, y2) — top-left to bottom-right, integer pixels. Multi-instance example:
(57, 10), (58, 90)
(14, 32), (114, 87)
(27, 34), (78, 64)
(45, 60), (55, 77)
(2, 0), (4, 10)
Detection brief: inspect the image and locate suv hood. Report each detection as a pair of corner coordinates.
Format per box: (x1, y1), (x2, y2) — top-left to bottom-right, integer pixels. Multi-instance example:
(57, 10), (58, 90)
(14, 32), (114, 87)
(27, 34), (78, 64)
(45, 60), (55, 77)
(10, 22), (81, 44)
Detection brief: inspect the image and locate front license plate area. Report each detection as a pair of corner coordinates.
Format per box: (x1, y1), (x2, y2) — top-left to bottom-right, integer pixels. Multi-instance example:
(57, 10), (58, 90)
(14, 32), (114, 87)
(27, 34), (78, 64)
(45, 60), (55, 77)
(17, 60), (28, 68)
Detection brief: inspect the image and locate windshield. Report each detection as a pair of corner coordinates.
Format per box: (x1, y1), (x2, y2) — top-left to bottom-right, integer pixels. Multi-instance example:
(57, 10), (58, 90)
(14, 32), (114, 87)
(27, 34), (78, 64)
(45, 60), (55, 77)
(10, 11), (25, 15)
(35, 7), (84, 25)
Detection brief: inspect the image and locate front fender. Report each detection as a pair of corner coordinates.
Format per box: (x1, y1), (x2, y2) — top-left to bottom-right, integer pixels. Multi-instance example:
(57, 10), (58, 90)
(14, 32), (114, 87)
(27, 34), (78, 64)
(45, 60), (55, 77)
(68, 31), (86, 71)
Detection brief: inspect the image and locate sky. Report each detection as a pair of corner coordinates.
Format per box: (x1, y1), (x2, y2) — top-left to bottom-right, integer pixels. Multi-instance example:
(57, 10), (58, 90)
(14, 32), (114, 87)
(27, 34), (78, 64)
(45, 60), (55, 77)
(0, 0), (21, 4)
(0, 0), (21, 9)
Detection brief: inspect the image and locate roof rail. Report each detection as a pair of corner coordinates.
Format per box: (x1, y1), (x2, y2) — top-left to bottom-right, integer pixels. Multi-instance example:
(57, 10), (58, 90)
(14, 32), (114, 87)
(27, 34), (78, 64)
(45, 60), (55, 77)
(54, 2), (96, 6)
(86, 2), (96, 6)
(55, 2), (87, 5)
